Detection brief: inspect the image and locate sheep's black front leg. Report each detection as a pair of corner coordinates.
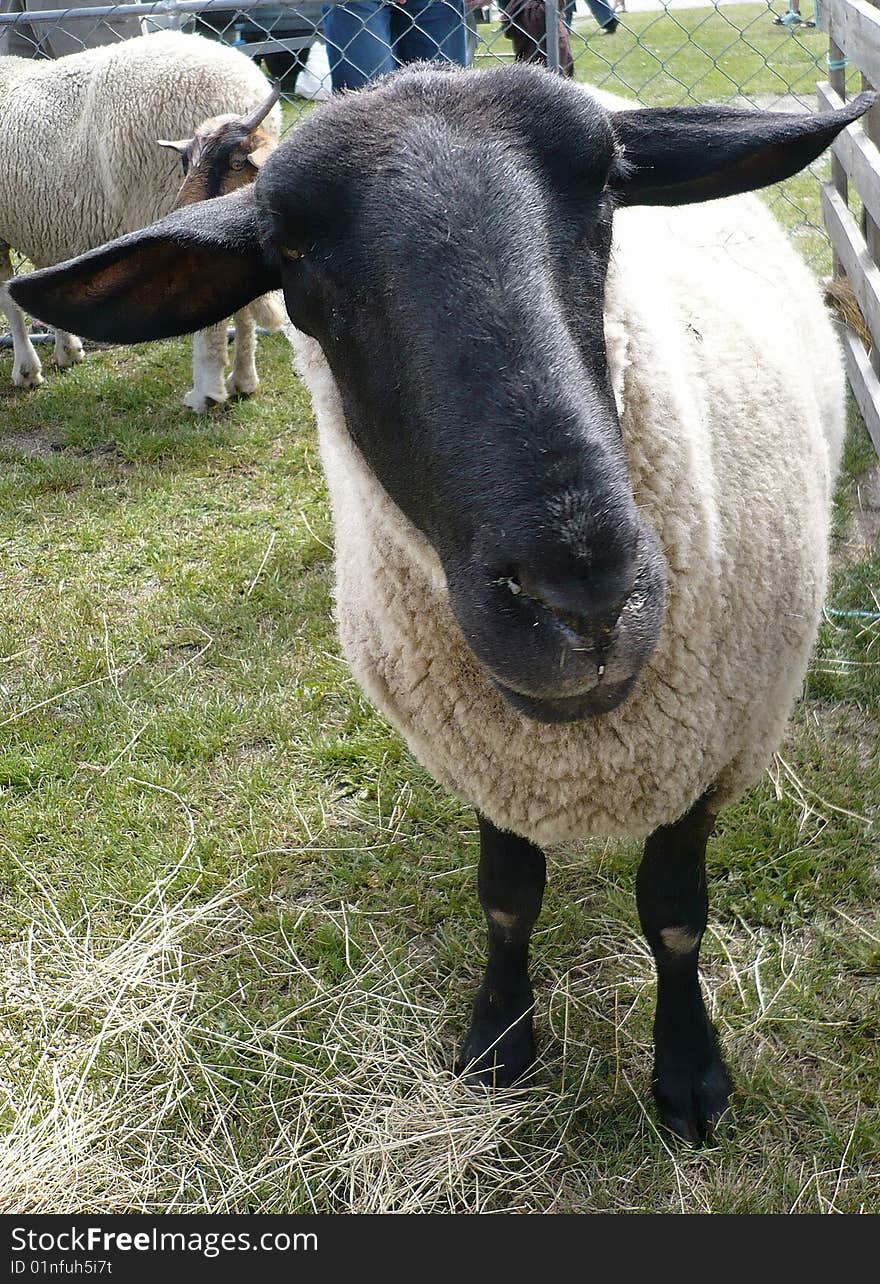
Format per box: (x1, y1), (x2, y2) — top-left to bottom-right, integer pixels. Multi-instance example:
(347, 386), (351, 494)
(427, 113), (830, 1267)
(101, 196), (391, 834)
(637, 794), (732, 1143)
(456, 814), (546, 1088)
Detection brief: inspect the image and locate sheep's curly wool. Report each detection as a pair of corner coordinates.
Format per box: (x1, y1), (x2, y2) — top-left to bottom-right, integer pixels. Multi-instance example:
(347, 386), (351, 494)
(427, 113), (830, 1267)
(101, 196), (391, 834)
(0, 32), (280, 267)
(291, 190), (844, 848)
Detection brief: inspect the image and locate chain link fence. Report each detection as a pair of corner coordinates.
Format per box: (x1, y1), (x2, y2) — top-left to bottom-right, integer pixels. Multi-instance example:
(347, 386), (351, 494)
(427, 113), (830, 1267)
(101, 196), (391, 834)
(0, 0), (862, 357)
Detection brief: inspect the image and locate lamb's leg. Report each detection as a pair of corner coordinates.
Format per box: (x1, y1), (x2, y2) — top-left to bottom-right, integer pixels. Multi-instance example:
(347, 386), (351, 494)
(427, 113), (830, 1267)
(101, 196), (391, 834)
(185, 323), (229, 412)
(456, 813), (546, 1088)
(53, 329), (84, 369)
(227, 309), (259, 398)
(638, 793), (732, 1144)
(1, 246), (43, 388)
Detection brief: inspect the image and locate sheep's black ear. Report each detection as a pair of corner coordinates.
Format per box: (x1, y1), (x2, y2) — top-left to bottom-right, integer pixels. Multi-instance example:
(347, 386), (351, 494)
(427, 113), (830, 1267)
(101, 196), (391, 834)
(8, 187), (279, 343)
(610, 92), (876, 206)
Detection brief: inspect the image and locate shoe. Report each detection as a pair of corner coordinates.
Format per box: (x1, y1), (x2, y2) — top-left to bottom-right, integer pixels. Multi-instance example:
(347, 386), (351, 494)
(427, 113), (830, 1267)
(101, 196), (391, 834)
(773, 10), (807, 24)
(602, 16), (619, 32)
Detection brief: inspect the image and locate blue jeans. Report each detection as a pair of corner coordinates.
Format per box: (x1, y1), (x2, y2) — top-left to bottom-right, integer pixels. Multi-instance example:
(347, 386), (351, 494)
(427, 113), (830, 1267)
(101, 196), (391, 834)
(323, 0), (470, 91)
(566, 0), (616, 27)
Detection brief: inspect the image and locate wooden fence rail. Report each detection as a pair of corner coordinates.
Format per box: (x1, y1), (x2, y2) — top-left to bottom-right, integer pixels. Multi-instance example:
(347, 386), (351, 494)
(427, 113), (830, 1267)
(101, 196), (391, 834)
(819, 0), (880, 454)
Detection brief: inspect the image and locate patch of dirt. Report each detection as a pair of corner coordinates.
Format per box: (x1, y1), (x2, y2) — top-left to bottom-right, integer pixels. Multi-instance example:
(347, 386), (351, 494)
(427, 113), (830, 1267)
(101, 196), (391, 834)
(833, 461), (880, 572)
(0, 429), (127, 462)
(804, 701), (879, 780)
(852, 462), (880, 551)
(0, 430), (60, 457)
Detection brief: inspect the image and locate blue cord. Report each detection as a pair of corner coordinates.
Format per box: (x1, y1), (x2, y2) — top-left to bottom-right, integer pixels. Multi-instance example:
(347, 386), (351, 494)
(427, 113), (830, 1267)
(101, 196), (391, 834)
(825, 607), (880, 620)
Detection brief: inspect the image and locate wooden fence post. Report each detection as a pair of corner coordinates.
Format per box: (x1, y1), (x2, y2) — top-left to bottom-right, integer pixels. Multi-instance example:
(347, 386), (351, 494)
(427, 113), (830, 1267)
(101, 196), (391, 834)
(819, 0), (880, 453)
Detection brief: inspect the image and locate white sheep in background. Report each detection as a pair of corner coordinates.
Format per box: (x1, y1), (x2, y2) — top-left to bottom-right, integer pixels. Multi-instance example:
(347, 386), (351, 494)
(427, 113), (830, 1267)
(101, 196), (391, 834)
(0, 30), (282, 409)
(10, 66), (873, 1145)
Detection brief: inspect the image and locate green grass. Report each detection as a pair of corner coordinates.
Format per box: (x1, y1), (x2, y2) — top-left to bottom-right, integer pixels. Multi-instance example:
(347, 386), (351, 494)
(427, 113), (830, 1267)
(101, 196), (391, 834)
(0, 332), (877, 1212)
(565, 2), (836, 104)
(0, 6), (878, 1213)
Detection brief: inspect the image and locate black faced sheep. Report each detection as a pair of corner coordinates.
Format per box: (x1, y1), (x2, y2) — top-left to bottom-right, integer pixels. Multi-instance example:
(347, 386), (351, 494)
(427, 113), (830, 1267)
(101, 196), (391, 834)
(10, 65), (871, 1144)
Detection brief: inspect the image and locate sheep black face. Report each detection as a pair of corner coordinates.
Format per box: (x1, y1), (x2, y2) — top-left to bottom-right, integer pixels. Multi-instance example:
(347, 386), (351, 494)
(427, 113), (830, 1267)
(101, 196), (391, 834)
(258, 74), (668, 723)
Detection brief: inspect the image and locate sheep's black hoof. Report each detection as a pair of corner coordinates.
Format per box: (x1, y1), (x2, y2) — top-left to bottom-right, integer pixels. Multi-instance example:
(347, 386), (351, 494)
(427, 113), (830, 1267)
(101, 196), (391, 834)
(652, 1030), (732, 1145)
(455, 984), (535, 1088)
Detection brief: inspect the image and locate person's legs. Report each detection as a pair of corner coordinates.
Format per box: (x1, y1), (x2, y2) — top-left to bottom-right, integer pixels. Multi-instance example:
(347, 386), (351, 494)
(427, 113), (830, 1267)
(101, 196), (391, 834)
(322, 2), (396, 90)
(584, 0), (618, 30)
(773, 0), (813, 23)
(393, 0), (470, 68)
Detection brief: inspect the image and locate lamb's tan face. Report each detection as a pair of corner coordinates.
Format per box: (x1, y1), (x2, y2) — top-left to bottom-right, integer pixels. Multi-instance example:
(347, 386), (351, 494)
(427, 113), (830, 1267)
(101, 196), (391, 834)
(160, 116), (276, 209)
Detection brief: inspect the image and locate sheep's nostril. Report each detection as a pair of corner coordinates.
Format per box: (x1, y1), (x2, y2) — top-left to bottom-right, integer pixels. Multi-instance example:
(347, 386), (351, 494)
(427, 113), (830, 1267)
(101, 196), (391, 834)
(513, 550), (637, 628)
(555, 608), (620, 661)
(508, 571), (628, 647)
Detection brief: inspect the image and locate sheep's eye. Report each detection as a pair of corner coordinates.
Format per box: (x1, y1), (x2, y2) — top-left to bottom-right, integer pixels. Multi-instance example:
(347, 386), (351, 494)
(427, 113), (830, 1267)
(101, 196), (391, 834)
(280, 246), (302, 262)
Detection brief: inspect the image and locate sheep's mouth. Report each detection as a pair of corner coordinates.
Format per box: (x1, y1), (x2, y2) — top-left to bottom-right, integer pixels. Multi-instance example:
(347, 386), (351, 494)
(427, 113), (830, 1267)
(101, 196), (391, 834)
(494, 674), (637, 723)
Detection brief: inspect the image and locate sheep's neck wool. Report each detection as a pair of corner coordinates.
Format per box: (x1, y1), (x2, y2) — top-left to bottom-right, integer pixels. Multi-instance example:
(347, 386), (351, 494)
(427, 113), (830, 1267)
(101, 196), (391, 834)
(289, 195), (843, 846)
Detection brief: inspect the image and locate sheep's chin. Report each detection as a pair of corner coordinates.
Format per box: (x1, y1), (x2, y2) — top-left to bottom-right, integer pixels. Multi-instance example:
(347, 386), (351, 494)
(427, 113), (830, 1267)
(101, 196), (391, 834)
(494, 675), (637, 723)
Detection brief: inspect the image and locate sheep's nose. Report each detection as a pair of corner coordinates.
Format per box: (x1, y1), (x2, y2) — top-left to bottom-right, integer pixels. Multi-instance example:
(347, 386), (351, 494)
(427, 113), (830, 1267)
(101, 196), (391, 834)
(513, 558), (637, 652)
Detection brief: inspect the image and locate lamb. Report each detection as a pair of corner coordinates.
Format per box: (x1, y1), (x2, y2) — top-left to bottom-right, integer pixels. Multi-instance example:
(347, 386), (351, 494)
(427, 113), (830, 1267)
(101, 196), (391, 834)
(10, 65), (871, 1144)
(0, 30), (282, 410)
(156, 85), (286, 408)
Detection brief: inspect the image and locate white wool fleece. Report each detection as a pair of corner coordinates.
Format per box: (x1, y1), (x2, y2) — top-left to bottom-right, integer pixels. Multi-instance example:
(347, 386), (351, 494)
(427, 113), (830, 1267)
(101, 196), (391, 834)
(0, 31), (280, 267)
(290, 192), (844, 848)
